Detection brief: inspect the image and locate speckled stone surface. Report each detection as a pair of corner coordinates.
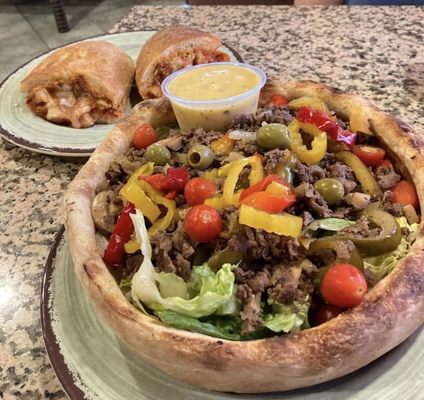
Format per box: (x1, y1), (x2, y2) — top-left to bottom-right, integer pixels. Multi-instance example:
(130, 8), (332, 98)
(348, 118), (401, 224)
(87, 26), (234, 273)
(0, 5), (423, 399)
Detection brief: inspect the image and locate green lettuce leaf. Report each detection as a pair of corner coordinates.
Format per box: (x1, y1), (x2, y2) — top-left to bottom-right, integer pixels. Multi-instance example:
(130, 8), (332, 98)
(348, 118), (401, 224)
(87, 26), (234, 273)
(263, 300), (310, 333)
(130, 210), (236, 318)
(156, 311), (242, 341)
(364, 217), (419, 284)
(304, 218), (356, 237)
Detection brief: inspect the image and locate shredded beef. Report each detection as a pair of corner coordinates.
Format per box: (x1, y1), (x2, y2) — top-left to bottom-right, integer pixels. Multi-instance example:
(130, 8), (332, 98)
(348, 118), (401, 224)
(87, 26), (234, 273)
(236, 286), (262, 334)
(340, 215), (380, 238)
(228, 226), (304, 263)
(327, 162), (357, 193)
(294, 161), (326, 184)
(312, 240), (355, 267)
(382, 190), (404, 216)
(151, 222), (196, 280)
(293, 182), (332, 218)
(375, 166), (401, 190)
(178, 128), (222, 153)
(302, 211), (314, 228)
(232, 139), (259, 156)
(262, 149), (287, 173)
(232, 105), (294, 130)
(268, 271), (313, 306)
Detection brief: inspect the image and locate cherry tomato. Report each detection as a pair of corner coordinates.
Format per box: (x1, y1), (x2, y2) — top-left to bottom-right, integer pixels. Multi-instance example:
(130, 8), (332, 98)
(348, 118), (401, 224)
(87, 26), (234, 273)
(269, 94), (289, 106)
(183, 205), (222, 243)
(378, 158), (393, 169)
(321, 263), (367, 308)
(392, 180), (419, 209)
(132, 123), (158, 149)
(184, 178), (217, 206)
(313, 305), (343, 326)
(352, 145), (385, 167)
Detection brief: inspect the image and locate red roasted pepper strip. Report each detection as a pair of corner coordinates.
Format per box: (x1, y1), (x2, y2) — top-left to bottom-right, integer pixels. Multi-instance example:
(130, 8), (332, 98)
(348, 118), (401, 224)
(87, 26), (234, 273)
(297, 106), (356, 149)
(239, 175), (289, 202)
(240, 191), (296, 213)
(103, 202), (136, 266)
(139, 167), (189, 195)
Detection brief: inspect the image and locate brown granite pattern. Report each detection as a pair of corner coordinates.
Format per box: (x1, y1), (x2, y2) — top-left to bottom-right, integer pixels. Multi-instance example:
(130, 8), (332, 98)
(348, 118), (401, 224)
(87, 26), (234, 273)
(0, 5), (423, 399)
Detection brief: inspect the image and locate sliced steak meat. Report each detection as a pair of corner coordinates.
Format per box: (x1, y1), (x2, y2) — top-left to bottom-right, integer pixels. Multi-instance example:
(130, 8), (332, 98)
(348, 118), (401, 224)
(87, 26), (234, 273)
(375, 166), (401, 190)
(382, 190), (404, 217)
(228, 226), (304, 263)
(339, 215), (380, 238)
(263, 149), (287, 174)
(293, 182), (332, 218)
(232, 105), (294, 131)
(179, 128), (222, 153)
(151, 222), (196, 280)
(236, 285), (262, 335)
(232, 139), (259, 156)
(327, 162), (357, 193)
(294, 161), (326, 184)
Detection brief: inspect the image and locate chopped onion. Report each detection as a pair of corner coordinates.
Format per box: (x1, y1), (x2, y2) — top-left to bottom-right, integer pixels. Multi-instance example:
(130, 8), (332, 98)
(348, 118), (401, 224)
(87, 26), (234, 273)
(228, 130), (256, 141)
(403, 204), (419, 224)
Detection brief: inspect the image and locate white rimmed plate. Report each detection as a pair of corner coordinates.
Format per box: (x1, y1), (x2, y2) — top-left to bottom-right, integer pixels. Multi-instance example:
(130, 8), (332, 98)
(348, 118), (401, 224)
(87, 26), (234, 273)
(0, 32), (242, 157)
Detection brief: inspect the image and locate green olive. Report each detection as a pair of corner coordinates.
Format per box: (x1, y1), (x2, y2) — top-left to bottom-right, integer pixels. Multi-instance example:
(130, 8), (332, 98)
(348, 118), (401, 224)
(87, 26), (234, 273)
(145, 143), (171, 166)
(187, 144), (215, 170)
(256, 123), (291, 150)
(314, 178), (345, 205)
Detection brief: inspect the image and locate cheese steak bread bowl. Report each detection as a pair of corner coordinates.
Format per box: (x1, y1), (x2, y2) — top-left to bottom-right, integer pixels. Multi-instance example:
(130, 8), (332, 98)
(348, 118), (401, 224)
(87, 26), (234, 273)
(64, 80), (424, 393)
(135, 26), (231, 99)
(21, 41), (135, 128)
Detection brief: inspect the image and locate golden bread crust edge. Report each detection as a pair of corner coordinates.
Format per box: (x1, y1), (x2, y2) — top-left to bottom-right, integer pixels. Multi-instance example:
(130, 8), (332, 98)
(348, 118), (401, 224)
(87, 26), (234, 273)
(64, 81), (424, 393)
(135, 25), (222, 99)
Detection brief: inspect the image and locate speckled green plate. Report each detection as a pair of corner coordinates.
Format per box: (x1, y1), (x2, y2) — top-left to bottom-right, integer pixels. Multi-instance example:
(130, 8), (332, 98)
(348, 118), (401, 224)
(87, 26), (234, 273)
(0, 32), (242, 157)
(40, 228), (424, 400)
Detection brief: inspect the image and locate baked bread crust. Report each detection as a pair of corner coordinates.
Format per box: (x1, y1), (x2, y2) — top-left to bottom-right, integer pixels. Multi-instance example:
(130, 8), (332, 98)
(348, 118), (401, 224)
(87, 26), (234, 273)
(64, 80), (424, 393)
(135, 25), (230, 99)
(21, 40), (135, 127)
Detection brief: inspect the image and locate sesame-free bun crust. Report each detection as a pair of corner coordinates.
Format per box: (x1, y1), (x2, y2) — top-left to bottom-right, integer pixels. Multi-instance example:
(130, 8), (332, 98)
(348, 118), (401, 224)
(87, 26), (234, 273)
(64, 81), (424, 393)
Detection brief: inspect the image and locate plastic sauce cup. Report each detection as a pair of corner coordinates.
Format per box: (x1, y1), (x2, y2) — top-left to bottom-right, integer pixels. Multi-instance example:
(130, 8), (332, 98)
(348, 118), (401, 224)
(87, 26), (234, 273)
(161, 62), (267, 132)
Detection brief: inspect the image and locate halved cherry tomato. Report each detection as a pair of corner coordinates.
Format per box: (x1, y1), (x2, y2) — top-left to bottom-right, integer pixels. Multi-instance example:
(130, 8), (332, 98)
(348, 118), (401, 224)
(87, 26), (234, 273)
(313, 305), (343, 326)
(239, 175), (288, 202)
(378, 158), (393, 169)
(240, 191), (296, 213)
(183, 205), (222, 243)
(269, 94), (289, 106)
(392, 180), (419, 209)
(352, 145), (385, 167)
(321, 263), (367, 308)
(184, 178), (217, 206)
(132, 123), (158, 149)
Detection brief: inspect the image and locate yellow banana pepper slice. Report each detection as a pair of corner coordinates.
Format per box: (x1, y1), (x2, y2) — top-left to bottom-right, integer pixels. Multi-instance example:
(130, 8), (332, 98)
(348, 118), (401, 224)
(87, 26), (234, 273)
(210, 134), (234, 154)
(126, 162), (155, 185)
(204, 192), (241, 209)
(288, 119), (327, 165)
(239, 205), (303, 237)
(120, 184), (161, 223)
(138, 180), (176, 237)
(124, 239), (141, 254)
(218, 155), (264, 206)
(203, 168), (220, 181)
(288, 96), (329, 114)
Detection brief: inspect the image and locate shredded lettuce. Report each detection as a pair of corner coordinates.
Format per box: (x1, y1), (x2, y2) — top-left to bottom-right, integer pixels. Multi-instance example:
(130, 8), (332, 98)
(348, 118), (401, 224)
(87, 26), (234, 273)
(263, 299), (310, 333)
(364, 217), (419, 284)
(130, 210), (236, 318)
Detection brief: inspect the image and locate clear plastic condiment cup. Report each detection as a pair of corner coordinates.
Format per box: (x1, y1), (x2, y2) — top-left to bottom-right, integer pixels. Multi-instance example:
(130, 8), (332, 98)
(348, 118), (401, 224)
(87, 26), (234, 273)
(161, 62), (267, 132)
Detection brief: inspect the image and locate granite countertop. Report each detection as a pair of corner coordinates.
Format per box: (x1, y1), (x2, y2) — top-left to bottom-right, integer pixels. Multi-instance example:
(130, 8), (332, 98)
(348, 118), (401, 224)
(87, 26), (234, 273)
(1, 5), (423, 399)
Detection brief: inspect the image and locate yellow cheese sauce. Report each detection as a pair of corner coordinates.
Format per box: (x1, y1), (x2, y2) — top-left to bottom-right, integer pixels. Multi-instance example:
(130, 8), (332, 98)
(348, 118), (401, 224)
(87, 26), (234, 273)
(168, 65), (261, 101)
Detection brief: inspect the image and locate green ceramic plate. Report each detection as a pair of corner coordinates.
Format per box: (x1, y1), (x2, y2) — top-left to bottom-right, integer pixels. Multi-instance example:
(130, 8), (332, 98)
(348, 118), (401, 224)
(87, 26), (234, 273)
(41, 228), (424, 400)
(0, 32), (242, 157)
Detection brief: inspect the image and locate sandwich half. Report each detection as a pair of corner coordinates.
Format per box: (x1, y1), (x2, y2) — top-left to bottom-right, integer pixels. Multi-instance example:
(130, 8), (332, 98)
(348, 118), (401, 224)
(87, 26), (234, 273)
(135, 25), (230, 99)
(21, 40), (135, 129)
